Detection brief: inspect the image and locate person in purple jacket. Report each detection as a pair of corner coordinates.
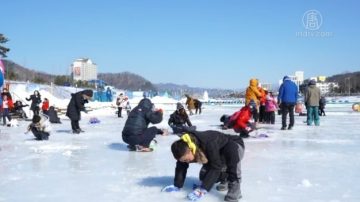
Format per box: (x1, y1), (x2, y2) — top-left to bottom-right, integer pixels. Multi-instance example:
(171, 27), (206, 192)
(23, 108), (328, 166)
(278, 76), (298, 130)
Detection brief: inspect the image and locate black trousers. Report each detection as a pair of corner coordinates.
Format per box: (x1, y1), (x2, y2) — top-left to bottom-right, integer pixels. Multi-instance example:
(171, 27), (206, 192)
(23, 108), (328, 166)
(122, 126), (163, 147)
(259, 105), (266, 123)
(2, 108), (11, 125)
(118, 107), (123, 117)
(71, 120), (80, 131)
(195, 103), (202, 114)
(31, 127), (49, 140)
(199, 141), (244, 183)
(266, 111), (275, 124)
(281, 103), (295, 128)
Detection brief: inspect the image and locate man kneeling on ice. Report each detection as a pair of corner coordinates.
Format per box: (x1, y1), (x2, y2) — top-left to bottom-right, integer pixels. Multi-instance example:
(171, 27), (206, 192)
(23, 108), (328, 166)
(25, 114), (52, 140)
(162, 131), (245, 202)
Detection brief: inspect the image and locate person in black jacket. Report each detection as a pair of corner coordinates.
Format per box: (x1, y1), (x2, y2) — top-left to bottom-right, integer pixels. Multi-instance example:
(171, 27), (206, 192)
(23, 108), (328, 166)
(122, 98), (167, 152)
(162, 131), (245, 202)
(319, 96), (326, 116)
(194, 99), (202, 115)
(48, 106), (61, 123)
(66, 90), (93, 134)
(14, 100), (29, 119)
(26, 90), (42, 116)
(168, 102), (196, 135)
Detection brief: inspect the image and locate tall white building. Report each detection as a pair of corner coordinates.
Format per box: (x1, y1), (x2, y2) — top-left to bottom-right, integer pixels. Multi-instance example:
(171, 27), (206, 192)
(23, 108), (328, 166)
(71, 58), (97, 81)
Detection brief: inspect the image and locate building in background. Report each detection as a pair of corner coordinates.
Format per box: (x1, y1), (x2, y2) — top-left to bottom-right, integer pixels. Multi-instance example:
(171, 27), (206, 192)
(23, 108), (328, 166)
(278, 71), (304, 91)
(308, 76), (339, 94)
(71, 58), (97, 81)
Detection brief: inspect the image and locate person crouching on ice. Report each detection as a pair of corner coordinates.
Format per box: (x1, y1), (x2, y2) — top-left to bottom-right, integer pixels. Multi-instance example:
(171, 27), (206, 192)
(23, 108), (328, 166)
(168, 102), (196, 135)
(25, 114), (52, 140)
(162, 131), (245, 202)
(122, 98), (168, 152)
(220, 104), (257, 138)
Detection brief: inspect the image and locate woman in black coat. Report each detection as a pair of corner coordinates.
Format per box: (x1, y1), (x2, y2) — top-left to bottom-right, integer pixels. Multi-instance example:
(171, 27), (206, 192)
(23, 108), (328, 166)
(122, 98), (166, 151)
(66, 90), (93, 134)
(168, 102), (196, 134)
(26, 90), (42, 116)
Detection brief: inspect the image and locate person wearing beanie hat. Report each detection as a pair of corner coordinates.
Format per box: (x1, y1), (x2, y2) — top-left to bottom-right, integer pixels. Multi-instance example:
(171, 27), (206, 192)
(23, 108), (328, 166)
(304, 80), (321, 126)
(66, 89), (93, 134)
(278, 75), (298, 130)
(168, 102), (196, 135)
(25, 114), (52, 140)
(162, 131), (245, 202)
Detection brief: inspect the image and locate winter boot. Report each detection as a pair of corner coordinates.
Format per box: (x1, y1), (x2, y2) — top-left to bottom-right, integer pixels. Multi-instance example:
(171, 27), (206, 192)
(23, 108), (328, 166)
(224, 181), (242, 202)
(216, 181), (228, 191)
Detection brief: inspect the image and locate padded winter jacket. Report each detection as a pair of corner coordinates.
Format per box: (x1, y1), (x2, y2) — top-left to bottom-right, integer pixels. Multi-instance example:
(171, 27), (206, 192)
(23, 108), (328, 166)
(66, 91), (89, 121)
(305, 85), (321, 107)
(278, 78), (298, 104)
(122, 98), (163, 137)
(245, 79), (262, 106)
(26, 94), (42, 111)
(168, 110), (192, 127)
(174, 131), (245, 191)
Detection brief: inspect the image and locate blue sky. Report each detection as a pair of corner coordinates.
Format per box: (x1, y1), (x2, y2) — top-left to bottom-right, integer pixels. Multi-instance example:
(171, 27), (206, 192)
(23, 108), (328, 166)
(2, 0), (360, 89)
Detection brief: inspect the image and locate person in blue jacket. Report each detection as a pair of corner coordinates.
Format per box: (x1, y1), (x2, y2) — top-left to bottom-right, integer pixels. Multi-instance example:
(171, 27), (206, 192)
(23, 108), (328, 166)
(277, 76), (298, 130)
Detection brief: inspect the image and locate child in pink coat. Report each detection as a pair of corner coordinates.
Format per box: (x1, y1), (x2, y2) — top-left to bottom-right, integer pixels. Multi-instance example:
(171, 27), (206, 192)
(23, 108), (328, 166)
(265, 92), (278, 124)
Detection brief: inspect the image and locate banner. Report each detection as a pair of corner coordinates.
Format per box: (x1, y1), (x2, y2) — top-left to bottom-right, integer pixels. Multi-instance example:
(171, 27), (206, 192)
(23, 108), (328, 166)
(0, 59), (5, 74)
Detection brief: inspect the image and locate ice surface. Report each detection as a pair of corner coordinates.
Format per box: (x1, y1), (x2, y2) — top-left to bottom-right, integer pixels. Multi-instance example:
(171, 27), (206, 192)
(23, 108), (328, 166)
(1, 100), (360, 201)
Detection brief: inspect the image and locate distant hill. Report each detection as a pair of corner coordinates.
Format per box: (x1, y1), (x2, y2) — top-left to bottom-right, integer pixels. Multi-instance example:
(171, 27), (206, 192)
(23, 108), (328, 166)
(326, 71), (360, 93)
(2, 59), (56, 82)
(0, 59), (248, 96)
(98, 72), (156, 91)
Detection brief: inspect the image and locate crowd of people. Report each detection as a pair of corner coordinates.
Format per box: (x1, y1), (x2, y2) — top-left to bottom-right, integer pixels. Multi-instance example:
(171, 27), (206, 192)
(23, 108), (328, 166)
(1, 75), (326, 202)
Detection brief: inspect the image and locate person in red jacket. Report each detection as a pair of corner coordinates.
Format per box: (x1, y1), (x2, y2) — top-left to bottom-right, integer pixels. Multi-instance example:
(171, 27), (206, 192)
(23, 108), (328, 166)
(220, 104), (257, 138)
(41, 98), (49, 115)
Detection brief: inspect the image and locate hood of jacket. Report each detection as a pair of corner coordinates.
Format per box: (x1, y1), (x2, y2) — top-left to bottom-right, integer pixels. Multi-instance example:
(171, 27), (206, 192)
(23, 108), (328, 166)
(138, 98), (153, 110)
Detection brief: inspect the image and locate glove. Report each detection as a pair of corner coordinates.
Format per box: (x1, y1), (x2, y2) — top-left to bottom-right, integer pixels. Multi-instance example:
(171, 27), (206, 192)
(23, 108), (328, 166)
(161, 185), (180, 192)
(187, 188), (207, 201)
(245, 126), (251, 132)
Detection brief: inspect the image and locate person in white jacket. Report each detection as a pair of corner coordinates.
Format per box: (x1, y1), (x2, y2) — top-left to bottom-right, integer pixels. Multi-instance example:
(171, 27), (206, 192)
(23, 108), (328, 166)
(25, 114), (52, 140)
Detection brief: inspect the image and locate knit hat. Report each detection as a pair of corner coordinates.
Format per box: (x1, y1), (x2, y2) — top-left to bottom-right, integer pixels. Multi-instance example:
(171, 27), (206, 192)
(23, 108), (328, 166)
(176, 102), (184, 110)
(309, 79), (316, 85)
